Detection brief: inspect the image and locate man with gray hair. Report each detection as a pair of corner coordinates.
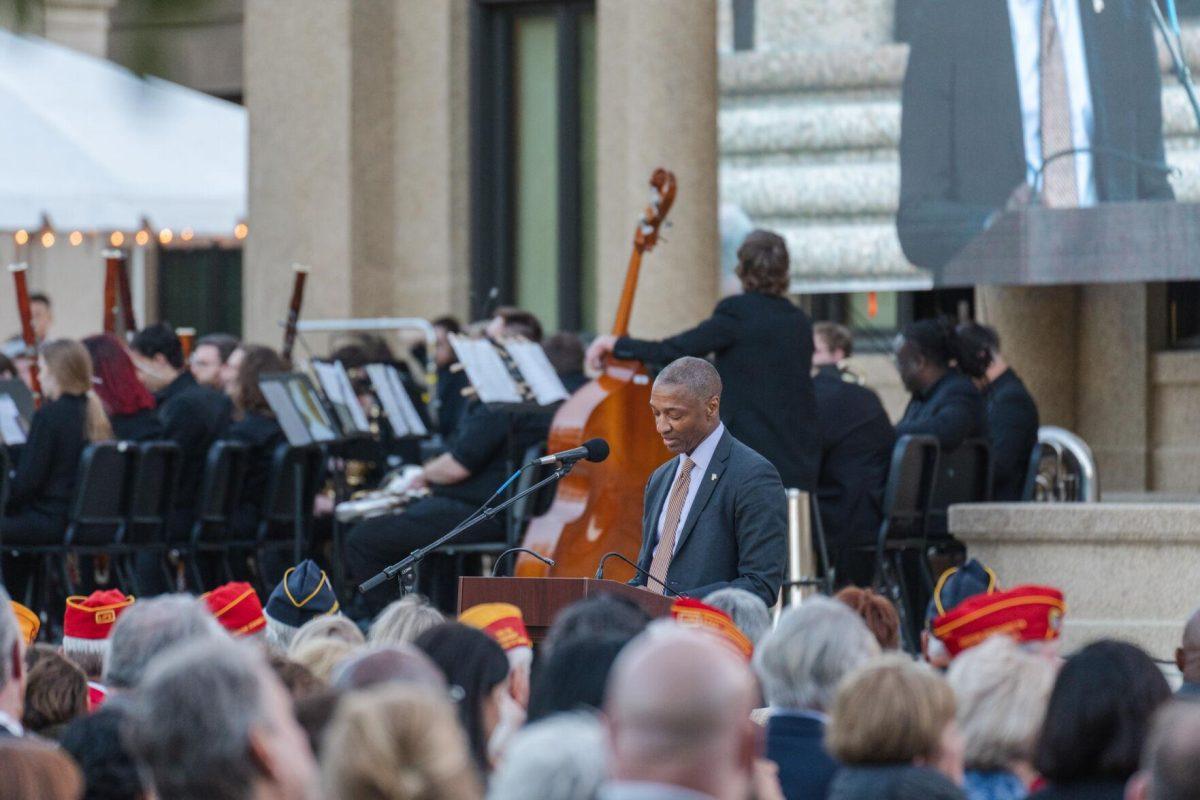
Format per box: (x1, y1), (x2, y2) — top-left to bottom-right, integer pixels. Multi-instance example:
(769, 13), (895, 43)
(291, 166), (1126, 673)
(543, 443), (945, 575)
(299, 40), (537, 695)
(630, 356), (787, 607)
(600, 624), (761, 800)
(127, 636), (319, 800)
(103, 594), (222, 691)
(703, 587), (772, 647)
(1126, 701), (1200, 800)
(753, 597), (881, 800)
(489, 711), (608, 800)
(0, 584), (27, 737)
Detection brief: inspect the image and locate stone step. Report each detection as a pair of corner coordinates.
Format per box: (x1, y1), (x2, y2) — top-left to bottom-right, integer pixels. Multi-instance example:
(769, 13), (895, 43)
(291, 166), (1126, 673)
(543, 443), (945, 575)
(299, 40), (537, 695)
(762, 218), (926, 288)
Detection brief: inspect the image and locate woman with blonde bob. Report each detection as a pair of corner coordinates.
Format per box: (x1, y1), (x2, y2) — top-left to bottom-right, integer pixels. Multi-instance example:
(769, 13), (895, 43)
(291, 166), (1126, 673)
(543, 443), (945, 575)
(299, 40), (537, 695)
(0, 339), (112, 549)
(946, 636), (1057, 800)
(826, 654), (967, 800)
(322, 683), (482, 800)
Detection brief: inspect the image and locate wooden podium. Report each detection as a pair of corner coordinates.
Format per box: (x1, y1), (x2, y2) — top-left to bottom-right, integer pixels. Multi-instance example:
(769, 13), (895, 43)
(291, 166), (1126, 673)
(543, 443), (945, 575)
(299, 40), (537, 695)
(459, 577), (675, 642)
(940, 201), (1200, 287)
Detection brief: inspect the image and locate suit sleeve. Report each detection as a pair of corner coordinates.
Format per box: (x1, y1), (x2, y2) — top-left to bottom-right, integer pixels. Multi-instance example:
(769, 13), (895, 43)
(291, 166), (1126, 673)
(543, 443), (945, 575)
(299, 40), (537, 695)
(1133, 4), (1175, 201)
(897, 15), (998, 270)
(688, 460), (788, 607)
(612, 302), (738, 364)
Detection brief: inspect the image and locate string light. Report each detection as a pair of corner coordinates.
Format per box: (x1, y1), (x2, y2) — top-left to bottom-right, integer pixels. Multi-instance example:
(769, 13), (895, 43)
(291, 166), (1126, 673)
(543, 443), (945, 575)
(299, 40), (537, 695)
(109, 231), (125, 247)
(159, 229), (173, 245)
(40, 231), (55, 248)
(14, 230), (28, 245)
(135, 230), (150, 246)
(69, 231), (83, 246)
(180, 228), (194, 242)
(234, 222), (248, 240)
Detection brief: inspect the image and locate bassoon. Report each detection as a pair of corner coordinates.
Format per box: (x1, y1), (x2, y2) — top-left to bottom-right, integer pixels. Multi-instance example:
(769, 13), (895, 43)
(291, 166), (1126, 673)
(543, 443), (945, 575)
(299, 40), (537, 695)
(9, 262), (42, 404)
(281, 263), (309, 365)
(101, 249), (137, 339)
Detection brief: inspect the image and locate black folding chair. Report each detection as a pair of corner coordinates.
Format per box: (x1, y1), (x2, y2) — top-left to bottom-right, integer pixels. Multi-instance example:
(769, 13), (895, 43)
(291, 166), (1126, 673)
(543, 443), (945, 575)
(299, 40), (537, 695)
(187, 440), (250, 590)
(865, 434), (941, 653)
(61, 442), (137, 594)
(925, 438), (993, 540)
(119, 441), (182, 595)
(251, 444), (324, 592)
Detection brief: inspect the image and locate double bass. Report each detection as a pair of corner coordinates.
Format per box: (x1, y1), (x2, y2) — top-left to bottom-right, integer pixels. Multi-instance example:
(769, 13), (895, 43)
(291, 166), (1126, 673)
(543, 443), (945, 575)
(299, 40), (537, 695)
(516, 168), (677, 581)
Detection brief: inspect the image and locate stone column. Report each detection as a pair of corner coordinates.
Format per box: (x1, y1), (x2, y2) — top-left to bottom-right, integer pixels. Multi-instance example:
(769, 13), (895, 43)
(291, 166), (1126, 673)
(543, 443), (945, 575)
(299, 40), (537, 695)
(42, 0), (117, 59)
(596, 0), (719, 339)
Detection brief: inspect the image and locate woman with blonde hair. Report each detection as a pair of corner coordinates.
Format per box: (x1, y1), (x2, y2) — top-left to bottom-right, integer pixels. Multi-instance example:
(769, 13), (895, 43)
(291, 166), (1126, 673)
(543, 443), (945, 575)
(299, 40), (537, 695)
(322, 683), (482, 800)
(826, 654), (967, 800)
(0, 339), (112, 554)
(369, 595), (445, 646)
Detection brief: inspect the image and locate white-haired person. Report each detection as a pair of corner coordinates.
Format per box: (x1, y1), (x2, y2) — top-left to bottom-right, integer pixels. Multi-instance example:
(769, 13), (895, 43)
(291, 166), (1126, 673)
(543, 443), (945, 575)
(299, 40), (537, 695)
(754, 596), (880, 800)
(488, 712), (607, 800)
(704, 587), (772, 647)
(945, 635), (1057, 800)
(369, 595), (445, 646)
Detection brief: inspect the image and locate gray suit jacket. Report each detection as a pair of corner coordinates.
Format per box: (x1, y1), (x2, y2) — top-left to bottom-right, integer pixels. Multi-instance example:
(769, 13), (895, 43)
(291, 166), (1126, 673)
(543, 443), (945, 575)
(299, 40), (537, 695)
(633, 430), (787, 607)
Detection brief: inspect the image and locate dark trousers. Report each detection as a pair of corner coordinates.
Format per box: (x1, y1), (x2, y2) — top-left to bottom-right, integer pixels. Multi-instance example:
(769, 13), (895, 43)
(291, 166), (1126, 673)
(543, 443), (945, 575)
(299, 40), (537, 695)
(344, 495), (504, 616)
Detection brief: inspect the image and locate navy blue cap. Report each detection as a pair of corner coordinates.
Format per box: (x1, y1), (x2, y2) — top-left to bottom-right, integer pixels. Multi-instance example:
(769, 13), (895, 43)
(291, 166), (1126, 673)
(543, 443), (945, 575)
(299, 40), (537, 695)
(925, 559), (997, 625)
(264, 560), (339, 629)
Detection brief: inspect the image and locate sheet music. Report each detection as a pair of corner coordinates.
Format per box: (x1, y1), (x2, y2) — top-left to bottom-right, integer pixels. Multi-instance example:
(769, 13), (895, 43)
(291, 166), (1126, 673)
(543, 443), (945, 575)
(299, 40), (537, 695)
(0, 395), (26, 445)
(313, 360), (370, 434)
(261, 374), (338, 445)
(261, 382), (314, 446)
(366, 363), (428, 438)
(449, 334), (524, 405)
(503, 339), (569, 405)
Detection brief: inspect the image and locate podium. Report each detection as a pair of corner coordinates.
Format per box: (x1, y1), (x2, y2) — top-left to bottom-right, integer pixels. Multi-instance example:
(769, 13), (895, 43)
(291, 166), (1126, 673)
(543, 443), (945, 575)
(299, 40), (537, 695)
(940, 201), (1200, 287)
(458, 577), (675, 642)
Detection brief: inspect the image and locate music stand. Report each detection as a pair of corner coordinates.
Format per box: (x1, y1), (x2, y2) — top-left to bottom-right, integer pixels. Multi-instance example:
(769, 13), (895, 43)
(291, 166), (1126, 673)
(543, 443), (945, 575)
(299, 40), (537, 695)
(259, 373), (339, 447)
(365, 363), (429, 439)
(312, 360), (372, 437)
(503, 339), (569, 406)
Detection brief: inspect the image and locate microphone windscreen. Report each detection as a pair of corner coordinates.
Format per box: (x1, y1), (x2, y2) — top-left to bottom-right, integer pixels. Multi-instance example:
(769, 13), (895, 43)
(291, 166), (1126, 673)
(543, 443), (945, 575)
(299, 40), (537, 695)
(583, 438), (610, 463)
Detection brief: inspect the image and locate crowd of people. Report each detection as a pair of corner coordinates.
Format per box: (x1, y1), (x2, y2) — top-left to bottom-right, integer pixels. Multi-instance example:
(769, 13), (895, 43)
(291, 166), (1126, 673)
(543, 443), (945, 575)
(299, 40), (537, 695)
(2, 557), (1200, 800)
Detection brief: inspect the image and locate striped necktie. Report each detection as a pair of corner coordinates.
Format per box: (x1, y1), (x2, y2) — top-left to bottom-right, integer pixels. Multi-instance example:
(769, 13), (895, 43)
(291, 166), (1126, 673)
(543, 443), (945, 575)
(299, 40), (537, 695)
(647, 457), (695, 594)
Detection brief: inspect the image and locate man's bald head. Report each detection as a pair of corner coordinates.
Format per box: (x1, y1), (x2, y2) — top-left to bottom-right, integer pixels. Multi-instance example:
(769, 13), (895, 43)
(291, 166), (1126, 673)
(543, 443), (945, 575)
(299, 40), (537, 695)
(604, 623), (757, 798)
(654, 357), (722, 403)
(1130, 702), (1200, 800)
(650, 358), (723, 455)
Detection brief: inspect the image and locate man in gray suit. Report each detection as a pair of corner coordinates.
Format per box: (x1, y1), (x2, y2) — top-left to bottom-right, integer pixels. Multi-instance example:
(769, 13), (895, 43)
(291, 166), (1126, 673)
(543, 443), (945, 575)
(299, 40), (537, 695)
(632, 357), (787, 607)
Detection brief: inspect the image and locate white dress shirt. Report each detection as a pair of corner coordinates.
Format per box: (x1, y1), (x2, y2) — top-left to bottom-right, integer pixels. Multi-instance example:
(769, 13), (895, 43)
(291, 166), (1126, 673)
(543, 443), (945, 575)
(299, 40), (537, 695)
(1007, 0), (1097, 205)
(0, 710), (24, 737)
(656, 423), (725, 555)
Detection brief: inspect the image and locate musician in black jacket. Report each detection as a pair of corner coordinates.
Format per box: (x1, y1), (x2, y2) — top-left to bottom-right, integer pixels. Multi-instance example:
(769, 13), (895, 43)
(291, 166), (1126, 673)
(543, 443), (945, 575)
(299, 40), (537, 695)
(587, 230), (820, 491)
(957, 323), (1040, 501)
(893, 319), (986, 451)
(812, 323), (896, 587)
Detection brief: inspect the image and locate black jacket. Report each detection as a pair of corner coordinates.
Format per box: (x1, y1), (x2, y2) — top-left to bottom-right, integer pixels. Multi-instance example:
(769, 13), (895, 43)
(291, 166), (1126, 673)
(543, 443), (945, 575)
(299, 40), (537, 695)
(1029, 780), (1127, 800)
(436, 400), (554, 508)
(633, 429), (787, 607)
(896, 371), (985, 452)
(7, 393), (88, 518)
(225, 411), (286, 536)
(155, 372), (231, 509)
(828, 765), (966, 800)
(814, 366), (896, 549)
(614, 292), (820, 491)
(767, 714), (838, 800)
(897, 0), (1173, 270)
(986, 369), (1039, 501)
(111, 408), (165, 443)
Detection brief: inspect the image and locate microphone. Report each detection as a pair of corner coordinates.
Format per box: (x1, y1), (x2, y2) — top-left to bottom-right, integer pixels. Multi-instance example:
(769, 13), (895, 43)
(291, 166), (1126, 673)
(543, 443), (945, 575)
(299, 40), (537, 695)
(490, 547), (555, 577)
(534, 438), (609, 467)
(594, 551), (682, 597)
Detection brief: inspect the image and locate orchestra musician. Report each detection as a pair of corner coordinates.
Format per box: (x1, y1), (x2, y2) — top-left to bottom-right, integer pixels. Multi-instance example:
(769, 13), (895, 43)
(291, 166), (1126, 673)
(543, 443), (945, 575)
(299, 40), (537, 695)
(587, 230), (820, 492)
(189, 333), (240, 391)
(345, 310), (555, 614)
(811, 323), (896, 587)
(892, 319), (986, 451)
(82, 333), (164, 442)
(432, 316), (468, 440)
(630, 357), (786, 607)
(29, 293), (52, 343)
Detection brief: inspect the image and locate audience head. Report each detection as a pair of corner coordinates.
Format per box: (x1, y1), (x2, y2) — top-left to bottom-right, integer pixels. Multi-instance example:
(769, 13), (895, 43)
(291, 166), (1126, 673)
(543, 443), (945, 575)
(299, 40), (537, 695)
(202, 582), (266, 639)
(62, 589), (136, 679)
(191, 333), (239, 389)
(0, 583), (28, 722)
(83, 334), (156, 418)
(651, 356), (723, 455)
(606, 623), (759, 799)
(288, 614), (366, 655)
(755, 596), (880, 713)
(1127, 701), (1200, 800)
(322, 683), (481, 800)
(265, 652), (325, 702)
(735, 229), (790, 296)
(459, 602), (533, 708)
(263, 560), (340, 651)
(103, 594), (221, 691)
(813, 321), (854, 366)
(489, 712), (607, 800)
(1176, 606), (1200, 687)
(835, 586), (901, 650)
(127, 637), (318, 800)
(11, 600), (38, 648)
(330, 644), (447, 693)
(893, 317), (980, 394)
(40, 338), (113, 441)
(702, 587), (772, 647)
(528, 635), (628, 724)
(924, 560), (998, 668)
(289, 637), (360, 684)
(22, 649), (87, 739)
(369, 595), (445, 647)
(543, 594), (649, 657)
(828, 654), (963, 783)
(1034, 639), (1170, 786)
(415, 622), (511, 772)
(0, 739), (83, 800)
(230, 345), (288, 415)
(60, 703), (147, 800)
(945, 634), (1056, 774)
(129, 323), (185, 390)
(29, 292), (52, 340)
(485, 307), (543, 343)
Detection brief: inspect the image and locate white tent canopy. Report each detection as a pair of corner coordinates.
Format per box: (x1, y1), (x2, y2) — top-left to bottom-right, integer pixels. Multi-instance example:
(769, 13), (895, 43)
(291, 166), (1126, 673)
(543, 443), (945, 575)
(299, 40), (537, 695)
(0, 28), (246, 236)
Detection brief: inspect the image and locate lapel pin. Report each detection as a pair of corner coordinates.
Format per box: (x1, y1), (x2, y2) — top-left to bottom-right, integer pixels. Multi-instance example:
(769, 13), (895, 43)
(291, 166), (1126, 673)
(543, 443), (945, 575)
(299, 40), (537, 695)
(710, 473), (717, 481)
(1093, 0), (1103, 13)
